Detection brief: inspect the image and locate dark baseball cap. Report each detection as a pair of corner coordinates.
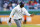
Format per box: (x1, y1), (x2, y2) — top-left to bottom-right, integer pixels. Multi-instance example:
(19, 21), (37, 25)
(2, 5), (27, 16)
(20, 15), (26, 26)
(20, 2), (24, 6)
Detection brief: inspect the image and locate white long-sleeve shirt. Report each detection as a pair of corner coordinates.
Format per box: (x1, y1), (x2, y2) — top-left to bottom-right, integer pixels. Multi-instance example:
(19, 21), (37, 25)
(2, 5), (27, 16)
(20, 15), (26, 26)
(9, 5), (31, 19)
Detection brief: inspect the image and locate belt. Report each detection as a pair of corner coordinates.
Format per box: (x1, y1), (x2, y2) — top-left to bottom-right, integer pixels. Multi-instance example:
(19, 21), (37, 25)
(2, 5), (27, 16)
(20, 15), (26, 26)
(18, 18), (22, 20)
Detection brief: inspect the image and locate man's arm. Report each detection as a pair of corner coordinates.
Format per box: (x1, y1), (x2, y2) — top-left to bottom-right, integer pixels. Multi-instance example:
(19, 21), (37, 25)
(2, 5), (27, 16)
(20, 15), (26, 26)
(23, 8), (34, 16)
(9, 8), (16, 22)
(9, 9), (15, 18)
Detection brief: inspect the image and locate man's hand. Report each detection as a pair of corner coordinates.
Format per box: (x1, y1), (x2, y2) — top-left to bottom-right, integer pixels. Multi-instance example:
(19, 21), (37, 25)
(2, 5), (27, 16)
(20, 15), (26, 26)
(30, 14), (34, 17)
(9, 18), (11, 23)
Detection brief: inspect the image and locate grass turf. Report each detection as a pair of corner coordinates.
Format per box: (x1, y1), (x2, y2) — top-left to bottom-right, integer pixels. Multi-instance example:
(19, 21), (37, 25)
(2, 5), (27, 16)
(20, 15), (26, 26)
(0, 24), (40, 27)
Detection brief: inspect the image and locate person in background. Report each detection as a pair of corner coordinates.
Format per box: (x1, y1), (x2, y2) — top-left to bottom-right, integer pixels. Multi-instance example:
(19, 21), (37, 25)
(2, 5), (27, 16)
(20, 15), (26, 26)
(3, 2), (8, 11)
(7, 2), (12, 10)
(23, 15), (27, 24)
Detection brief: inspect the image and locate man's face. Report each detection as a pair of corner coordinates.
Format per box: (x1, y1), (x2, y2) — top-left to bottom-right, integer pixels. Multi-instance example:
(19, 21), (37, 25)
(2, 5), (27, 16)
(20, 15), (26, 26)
(22, 4), (24, 7)
(20, 4), (24, 8)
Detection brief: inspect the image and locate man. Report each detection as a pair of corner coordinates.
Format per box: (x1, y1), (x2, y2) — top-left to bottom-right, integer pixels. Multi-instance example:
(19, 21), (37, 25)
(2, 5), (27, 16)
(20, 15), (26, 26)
(9, 2), (34, 27)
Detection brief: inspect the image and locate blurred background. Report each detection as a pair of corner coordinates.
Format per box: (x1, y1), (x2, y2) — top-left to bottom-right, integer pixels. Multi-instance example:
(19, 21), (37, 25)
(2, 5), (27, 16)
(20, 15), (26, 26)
(0, 0), (40, 27)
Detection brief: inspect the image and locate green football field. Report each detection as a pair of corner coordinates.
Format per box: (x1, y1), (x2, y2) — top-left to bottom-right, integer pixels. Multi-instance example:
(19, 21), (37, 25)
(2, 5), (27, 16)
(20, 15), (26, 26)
(0, 24), (40, 27)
